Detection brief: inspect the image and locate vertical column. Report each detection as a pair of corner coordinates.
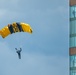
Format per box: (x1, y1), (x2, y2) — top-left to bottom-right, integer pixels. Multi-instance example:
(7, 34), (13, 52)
(70, 0), (76, 75)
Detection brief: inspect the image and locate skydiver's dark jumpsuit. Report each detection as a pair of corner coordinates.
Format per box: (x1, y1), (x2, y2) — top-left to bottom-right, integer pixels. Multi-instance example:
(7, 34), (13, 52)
(15, 48), (22, 59)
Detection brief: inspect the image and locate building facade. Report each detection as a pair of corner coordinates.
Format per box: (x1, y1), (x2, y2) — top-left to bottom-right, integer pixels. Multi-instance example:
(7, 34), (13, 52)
(70, 0), (76, 75)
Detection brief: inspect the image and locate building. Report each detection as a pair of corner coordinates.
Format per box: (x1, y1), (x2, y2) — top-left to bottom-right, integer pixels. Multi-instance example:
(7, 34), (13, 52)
(70, 0), (76, 75)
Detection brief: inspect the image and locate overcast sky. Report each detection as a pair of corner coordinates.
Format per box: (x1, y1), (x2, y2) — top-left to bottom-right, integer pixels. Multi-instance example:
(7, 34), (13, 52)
(0, 0), (69, 75)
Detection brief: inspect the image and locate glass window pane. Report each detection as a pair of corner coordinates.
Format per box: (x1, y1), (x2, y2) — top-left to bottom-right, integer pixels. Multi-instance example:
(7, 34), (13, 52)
(74, 37), (76, 46)
(75, 20), (76, 34)
(70, 56), (76, 75)
(74, 56), (76, 67)
(70, 21), (72, 34)
(70, 6), (75, 18)
(70, 37), (75, 47)
(70, 20), (75, 34)
(75, 6), (76, 17)
(70, 56), (74, 67)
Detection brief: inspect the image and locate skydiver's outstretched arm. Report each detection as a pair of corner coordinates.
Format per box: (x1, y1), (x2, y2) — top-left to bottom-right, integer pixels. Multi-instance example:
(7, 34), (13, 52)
(15, 48), (17, 50)
(20, 48), (22, 51)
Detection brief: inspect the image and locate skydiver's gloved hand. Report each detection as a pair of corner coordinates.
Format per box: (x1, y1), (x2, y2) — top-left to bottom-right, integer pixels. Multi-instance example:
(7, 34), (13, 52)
(15, 48), (17, 50)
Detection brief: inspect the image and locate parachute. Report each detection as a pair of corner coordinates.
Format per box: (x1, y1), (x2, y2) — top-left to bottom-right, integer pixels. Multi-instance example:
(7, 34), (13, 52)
(0, 22), (33, 38)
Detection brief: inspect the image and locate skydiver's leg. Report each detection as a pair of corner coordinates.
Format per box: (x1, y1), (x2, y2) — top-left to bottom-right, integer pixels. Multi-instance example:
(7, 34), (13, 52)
(18, 53), (21, 59)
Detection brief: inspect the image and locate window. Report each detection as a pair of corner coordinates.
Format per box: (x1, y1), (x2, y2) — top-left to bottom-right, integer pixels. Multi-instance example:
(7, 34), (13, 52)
(70, 20), (75, 34)
(70, 6), (76, 18)
(75, 37), (76, 47)
(70, 56), (74, 67)
(70, 55), (76, 75)
(70, 37), (75, 47)
(70, 55), (76, 67)
(75, 20), (76, 33)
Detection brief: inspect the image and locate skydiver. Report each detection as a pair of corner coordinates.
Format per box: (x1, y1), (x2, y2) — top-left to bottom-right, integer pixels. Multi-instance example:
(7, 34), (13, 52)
(15, 48), (22, 59)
